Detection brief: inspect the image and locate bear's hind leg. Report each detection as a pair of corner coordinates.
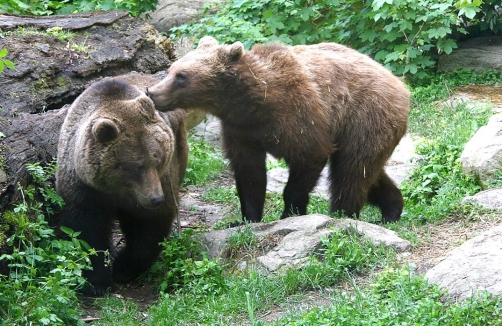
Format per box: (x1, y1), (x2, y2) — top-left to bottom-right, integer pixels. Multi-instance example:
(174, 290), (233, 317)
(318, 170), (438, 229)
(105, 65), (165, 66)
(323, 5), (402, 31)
(113, 213), (170, 284)
(281, 159), (327, 219)
(328, 154), (368, 218)
(367, 170), (403, 223)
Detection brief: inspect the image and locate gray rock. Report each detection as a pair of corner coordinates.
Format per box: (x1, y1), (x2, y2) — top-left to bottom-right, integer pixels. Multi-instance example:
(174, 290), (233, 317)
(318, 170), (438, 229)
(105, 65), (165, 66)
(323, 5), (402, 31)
(463, 188), (502, 210)
(191, 114), (222, 144)
(200, 214), (411, 273)
(425, 223), (502, 300)
(438, 36), (502, 73)
(146, 0), (222, 33)
(460, 113), (502, 184)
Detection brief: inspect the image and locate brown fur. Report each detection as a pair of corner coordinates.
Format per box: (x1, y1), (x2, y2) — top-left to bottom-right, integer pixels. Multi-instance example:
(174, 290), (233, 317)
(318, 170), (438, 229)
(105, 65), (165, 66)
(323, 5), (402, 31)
(147, 36), (409, 224)
(56, 73), (188, 296)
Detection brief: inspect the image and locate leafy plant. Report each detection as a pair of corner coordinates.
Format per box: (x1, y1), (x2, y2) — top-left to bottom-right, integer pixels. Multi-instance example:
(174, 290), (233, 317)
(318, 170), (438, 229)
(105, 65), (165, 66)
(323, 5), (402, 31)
(0, 162), (92, 325)
(184, 134), (225, 186)
(0, 0), (159, 17)
(170, 0), (502, 79)
(0, 48), (15, 74)
(150, 229), (227, 296)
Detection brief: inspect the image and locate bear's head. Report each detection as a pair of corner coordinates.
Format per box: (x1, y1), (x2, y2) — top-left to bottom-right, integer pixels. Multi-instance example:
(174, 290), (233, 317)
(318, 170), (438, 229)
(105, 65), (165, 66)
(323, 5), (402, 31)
(146, 36), (245, 113)
(70, 78), (175, 209)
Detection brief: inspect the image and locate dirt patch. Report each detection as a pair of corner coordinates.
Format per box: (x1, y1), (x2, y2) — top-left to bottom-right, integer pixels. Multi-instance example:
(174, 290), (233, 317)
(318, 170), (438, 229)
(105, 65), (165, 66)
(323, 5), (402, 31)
(455, 85), (502, 108)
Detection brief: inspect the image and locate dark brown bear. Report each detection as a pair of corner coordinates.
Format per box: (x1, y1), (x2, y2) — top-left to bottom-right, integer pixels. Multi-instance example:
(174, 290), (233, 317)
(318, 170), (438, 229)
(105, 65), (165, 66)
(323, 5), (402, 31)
(56, 73), (188, 296)
(146, 36), (410, 224)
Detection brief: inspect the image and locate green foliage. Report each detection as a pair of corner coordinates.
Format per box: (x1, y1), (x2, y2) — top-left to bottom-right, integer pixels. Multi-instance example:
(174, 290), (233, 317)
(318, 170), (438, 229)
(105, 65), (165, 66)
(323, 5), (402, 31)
(147, 229), (395, 325)
(150, 229), (227, 296)
(0, 48), (15, 74)
(184, 135), (225, 186)
(272, 266), (502, 325)
(287, 229), (396, 291)
(0, 163), (92, 325)
(401, 71), (495, 222)
(402, 141), (480, 209)
(0, 0), (158, 17)
(226, 224), (259, 259)
(170, 0), (502, 79)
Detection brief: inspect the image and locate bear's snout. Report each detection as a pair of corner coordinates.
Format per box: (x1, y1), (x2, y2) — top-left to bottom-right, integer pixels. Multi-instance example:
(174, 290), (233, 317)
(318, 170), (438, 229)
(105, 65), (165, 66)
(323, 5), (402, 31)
(145, 82), (174, 112)
(145, 88), (153, 99)
(150, 195), (165, 208)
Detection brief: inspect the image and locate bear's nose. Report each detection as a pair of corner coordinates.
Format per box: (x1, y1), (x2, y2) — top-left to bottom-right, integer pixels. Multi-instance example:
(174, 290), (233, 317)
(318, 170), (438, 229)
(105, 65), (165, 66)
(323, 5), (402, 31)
(145, 88), (153, 99)
(150, 195), (165, 208)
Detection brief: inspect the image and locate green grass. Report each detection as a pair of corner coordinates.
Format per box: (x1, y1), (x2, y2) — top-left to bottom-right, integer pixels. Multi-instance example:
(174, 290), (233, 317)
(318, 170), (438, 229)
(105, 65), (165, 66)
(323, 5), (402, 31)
(271, 267), (502, 326)
(183, 134), (226, 186)
(97, 230), (397, 325)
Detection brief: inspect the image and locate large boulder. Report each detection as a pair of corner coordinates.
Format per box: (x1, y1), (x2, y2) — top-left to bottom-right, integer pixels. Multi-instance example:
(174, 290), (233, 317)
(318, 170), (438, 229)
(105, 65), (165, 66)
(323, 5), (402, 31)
(438, 36), (502, 73)
(201, 214), (411, 273)
(460, 113), (502, 185)
(425, 223), (502, 300)
(463, 188), (502, 210)
(146, 0), (223, 33)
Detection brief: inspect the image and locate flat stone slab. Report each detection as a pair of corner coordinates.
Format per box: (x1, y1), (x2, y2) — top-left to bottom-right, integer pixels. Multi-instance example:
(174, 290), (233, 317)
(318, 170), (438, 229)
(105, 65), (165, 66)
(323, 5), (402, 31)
(200, 214), (411, 273)
(425, 223), (502, 300)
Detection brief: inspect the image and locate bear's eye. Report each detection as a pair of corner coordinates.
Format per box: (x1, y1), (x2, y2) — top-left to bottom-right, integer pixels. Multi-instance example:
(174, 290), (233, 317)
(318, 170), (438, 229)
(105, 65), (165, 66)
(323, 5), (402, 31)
(175, 72), (188, 85)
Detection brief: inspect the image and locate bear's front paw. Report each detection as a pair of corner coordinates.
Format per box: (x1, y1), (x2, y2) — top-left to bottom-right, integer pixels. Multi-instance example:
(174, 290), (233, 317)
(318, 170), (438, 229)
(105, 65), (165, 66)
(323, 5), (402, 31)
(113, 268), (139, 284)
(79, 282), (115, 297)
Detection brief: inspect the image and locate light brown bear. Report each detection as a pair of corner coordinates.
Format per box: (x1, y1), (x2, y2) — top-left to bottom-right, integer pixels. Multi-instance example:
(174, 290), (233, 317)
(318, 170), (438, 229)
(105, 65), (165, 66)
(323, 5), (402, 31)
(146, 36), (410, 224)
(56, 73), (188, 296)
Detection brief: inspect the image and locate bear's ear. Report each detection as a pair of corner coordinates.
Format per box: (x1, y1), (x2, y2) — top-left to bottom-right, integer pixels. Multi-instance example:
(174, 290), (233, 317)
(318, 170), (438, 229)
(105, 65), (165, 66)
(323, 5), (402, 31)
(92, 118), (119, 143)
(197, 36), (219, 49)
(221, 41), (244, 63)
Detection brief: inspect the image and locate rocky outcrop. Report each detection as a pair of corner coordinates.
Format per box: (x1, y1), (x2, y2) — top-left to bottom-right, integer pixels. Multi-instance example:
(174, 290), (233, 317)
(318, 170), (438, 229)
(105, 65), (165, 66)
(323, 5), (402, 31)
(145, 0), (222, 33)
(201, 214), (411, 273)
(425, 223), (502, 300)
(438, 36), (502, 73)
(463, 188), (502, 210)
(460, 113), (502, 185)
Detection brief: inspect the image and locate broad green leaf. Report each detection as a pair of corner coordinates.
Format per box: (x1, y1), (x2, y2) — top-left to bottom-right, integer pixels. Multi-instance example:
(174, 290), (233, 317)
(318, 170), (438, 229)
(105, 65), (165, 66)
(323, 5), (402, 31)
(374, 50), (389, 61)
(408, 63), (418, 74)
(459, 6), (479, 19)
(0, 48), (6, 59)
(437, 38), (458, 54)
(360, 30), (377, 42)
(4, 60), (14, 70)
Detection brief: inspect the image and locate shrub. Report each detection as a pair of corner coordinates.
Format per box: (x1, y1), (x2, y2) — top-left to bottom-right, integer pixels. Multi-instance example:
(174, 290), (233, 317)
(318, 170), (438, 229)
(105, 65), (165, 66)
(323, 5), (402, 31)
(184, 134), (225, 186)
(0, 162), (92, 325)
(149, 229), (227, 296)
(170, 0), (502, 79)
(0, 0), (158, 17)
